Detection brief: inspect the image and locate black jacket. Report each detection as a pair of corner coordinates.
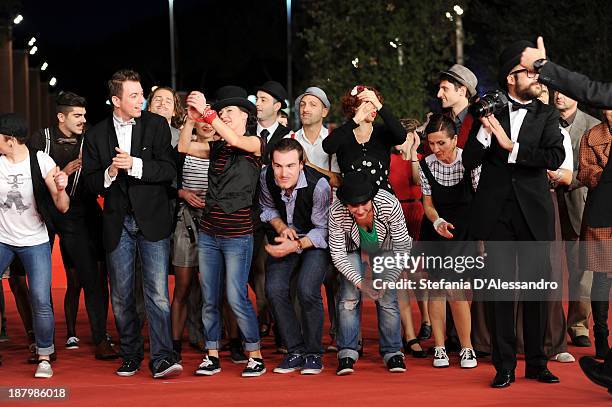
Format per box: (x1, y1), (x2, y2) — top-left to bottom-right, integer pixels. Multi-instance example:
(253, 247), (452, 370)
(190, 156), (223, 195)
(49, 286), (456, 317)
(539, 62), (612, 110)
(81, 111), (176, 251)
(462, 99), (565, 241)
(262, 124), (291, 165)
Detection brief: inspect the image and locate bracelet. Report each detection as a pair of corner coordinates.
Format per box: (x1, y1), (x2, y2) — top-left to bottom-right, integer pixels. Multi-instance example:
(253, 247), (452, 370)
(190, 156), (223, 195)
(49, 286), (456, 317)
(195, 109), (217, 124)
(433, 217), (446, 230)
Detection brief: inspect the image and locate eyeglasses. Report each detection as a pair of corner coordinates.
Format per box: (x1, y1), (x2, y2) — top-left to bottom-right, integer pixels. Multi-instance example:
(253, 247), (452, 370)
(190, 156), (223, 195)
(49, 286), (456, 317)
(509, 68), (538, 78)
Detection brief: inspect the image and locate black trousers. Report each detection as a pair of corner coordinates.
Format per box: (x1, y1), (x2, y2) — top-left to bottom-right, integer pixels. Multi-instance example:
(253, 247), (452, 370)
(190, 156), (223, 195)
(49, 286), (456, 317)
(484, 194), (550, 372)
(53, 202), (109, 345)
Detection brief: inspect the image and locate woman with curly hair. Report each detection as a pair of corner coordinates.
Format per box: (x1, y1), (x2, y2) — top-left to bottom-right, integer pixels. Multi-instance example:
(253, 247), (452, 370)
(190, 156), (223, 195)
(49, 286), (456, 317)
(322, 85), (406, 192)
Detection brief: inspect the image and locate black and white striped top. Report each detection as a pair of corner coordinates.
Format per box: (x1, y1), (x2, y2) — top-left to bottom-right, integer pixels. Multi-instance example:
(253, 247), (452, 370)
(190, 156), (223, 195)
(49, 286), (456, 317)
(328, 189), (412, 286)
(182, 155), (210, 200)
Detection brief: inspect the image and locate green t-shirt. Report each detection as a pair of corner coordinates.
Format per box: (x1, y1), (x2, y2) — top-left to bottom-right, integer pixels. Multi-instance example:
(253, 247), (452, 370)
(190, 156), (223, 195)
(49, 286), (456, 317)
(358, 223), (379, 254)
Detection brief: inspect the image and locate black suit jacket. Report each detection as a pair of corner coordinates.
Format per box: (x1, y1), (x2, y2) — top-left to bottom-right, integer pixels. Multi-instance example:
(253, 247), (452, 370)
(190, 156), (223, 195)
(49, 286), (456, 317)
(539, 62), (612, 110)
(462, 100), (565, 241)
(81, 111), (177, 252)
(262, 124), (291, 165)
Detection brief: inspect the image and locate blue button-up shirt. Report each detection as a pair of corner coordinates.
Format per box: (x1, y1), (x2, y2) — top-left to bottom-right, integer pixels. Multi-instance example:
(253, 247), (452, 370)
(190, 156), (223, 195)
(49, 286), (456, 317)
(259, 169), (330, 249)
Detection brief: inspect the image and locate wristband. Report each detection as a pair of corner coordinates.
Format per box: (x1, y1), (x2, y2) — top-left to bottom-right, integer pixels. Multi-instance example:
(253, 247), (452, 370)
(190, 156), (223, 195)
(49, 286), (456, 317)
(295, 239), (304, 254)
(195, 109), (217, 124)
(433, 217), (446, 230)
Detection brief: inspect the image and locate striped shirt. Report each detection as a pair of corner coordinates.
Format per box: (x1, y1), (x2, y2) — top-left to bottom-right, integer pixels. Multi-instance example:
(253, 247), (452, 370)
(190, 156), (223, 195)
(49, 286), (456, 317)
(199, 143), (259, 237)
(182, 155), (209, 201)
(328, 189), (412, 286)
(419, 148), (481, 195)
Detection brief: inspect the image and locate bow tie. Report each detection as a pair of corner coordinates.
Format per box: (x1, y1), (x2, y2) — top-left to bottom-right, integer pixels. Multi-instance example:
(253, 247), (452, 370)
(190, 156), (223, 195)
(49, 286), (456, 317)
(118, 119), (136, 127)
(57, 137), (78, 145)
(510, 100), (534, 112)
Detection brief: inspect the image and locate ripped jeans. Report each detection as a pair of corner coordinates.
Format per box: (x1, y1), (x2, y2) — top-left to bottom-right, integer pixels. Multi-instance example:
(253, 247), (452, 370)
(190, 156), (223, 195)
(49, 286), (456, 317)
(337, 252), (402, 363)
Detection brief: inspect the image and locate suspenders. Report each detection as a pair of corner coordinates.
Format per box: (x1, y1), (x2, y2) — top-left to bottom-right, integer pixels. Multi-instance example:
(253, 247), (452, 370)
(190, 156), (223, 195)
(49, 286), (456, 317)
(44, 127), (83, 197)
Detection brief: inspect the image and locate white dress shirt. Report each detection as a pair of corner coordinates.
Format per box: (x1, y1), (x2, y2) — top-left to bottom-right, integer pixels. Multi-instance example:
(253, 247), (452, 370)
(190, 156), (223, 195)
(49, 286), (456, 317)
(104, 114), (143, 188)
(257, 121), (280, 142)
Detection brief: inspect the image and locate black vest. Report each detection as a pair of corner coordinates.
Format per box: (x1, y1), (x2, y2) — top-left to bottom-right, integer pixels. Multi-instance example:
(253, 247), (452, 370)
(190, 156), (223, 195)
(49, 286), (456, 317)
(204, 140), (261, 215)
(29, 151), (60, 234)
(264, 166), (326, 240)
(584, 154), (612, 228)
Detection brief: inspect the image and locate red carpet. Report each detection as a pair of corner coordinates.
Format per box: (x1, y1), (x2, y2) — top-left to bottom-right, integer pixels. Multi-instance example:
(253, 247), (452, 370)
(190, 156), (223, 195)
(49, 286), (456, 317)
(0, 242), (610, 406)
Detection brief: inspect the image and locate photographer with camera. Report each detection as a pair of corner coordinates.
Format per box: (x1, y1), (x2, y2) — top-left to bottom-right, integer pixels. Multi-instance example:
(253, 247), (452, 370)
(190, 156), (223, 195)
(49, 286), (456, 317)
(463, 41), (566, 389)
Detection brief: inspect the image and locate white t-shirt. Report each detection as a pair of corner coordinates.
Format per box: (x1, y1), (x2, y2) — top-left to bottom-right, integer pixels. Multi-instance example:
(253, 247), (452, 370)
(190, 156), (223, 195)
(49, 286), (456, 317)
(0, 151), (57, 246)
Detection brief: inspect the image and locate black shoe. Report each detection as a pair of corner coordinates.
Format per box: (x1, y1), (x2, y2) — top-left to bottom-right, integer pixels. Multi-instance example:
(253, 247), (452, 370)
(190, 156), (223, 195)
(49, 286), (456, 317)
(230, 347), (248, 364)
(579, 356), (612, 389)
(116, 359), (140, 377)
(357, 339), (364, 357)
(403, 338), (427, 358)
(572, 335), (592, 347)
(259, 323), (271, 338)
(195, 356), (221, 376)
(242, 357), (266, 377)
(336, 357), (355, 376)
(491, 370), (515, 388)
(152, 358), (183, 379)
(525, 367), (560, 383)
(475, 349), (491, 358)
(386, 355), (406, 373)
(417, 322), (432, 340)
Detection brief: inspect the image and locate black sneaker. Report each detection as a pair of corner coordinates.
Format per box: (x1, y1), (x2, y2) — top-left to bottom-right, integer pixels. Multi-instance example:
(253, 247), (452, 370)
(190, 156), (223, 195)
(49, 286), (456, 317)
(417, 322), (432, 340)
(230, 347), (248, 364)
(152, 358), (183, 379)
(301, 355), (323, 375)
(336, 357), (355, 376)
(195, 356), (221, 376)
(242, 358), (266, 377)
(116, 359), (140, 377)
(386, 355), (406, 373)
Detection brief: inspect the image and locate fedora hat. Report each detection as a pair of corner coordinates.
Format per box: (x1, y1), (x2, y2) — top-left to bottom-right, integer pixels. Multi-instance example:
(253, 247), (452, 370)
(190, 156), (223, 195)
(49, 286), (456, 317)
(212, 85), (256, 116)
(498, 40), (534, 89)
(337, 171), (379, 206)
(255, 81), (288, 109)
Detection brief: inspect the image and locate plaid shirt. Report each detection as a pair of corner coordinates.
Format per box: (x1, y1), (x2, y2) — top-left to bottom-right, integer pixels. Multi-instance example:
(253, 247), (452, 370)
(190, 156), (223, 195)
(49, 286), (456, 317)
(419, 148), (481, 195)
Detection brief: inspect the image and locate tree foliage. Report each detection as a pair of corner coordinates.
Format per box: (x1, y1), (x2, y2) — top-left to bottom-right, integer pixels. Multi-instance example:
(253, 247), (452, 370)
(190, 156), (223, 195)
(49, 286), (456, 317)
(298, 0), (459, 123)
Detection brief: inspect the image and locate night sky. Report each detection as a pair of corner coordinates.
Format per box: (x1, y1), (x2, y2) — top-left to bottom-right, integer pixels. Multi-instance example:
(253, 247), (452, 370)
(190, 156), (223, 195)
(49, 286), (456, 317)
(13, 0), (291, 122)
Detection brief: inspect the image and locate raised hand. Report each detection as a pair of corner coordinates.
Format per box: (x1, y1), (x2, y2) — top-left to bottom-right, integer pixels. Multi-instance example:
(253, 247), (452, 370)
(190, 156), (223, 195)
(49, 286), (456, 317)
(186, 91), (207, 120)
(520, 36), (546, 70)
(357, 89), (383, 110)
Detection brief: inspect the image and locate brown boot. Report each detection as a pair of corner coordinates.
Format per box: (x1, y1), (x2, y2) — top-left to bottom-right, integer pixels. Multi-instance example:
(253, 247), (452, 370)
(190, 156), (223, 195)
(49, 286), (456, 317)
(95, 340), (119, 360)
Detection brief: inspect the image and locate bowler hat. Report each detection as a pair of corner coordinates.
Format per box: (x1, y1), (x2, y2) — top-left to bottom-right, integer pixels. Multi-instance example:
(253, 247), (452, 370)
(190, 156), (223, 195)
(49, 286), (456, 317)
(337, 171), (379, 206)
(498, 40), (534, 89)
(212, 85), (256, 116)
(255, 81), (288, 109)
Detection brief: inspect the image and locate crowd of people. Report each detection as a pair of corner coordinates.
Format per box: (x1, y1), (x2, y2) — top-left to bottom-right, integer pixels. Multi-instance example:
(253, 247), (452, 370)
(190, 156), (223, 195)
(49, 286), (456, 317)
(0, 36), (611, 394)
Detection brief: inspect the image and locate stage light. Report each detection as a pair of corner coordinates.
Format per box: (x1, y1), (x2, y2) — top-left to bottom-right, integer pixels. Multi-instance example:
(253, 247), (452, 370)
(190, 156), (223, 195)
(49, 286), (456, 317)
(28, 37), (36, 47)
(29, 46), (38, 55)
(13, 14), (23, 24)
(41, 62), (48, 71)
(49, 77), (57, 87)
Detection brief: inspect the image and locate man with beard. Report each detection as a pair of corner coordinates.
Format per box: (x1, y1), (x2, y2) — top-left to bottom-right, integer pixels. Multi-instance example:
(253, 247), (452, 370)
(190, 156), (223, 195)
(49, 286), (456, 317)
(463, 40), (565, 388)
(28, 92), (117, 360)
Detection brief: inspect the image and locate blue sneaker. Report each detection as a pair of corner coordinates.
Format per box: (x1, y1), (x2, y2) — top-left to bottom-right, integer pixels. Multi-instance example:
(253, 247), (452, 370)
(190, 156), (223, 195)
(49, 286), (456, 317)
(301, 354), (323, 375)
(273, 354), (304, 374)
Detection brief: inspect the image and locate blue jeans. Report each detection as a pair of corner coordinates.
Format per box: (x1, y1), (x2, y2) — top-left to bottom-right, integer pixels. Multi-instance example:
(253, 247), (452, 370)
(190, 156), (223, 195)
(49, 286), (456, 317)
(337, 252), (402, 363)
(107, 215), (173, 369)
(265, 249), (328, 356)
(0, 241), (54, 355)
(198, 232), (260, 351)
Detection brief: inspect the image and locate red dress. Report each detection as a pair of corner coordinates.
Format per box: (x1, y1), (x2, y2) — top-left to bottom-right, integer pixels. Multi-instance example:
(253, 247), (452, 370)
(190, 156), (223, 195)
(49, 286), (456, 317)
(389, 152), (424, 240)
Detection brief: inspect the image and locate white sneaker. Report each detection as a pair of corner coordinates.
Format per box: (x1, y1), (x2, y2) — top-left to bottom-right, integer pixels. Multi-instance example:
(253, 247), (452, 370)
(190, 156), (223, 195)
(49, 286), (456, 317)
(550, 352), (575, 363)
(433, 346), (449, 368)
(66, 336), (79, 349)
(34, 360), (53, 378)
(459, 347), (478, 368)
